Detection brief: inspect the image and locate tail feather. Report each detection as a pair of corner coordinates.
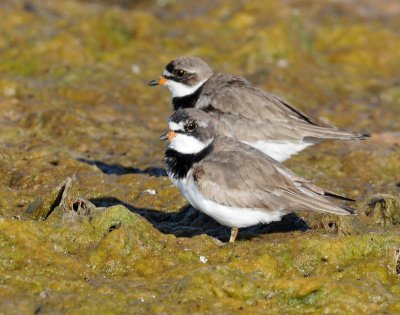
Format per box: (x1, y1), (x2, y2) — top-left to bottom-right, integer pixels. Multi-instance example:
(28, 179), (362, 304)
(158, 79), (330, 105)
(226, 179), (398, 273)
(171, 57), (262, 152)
(282, 189), (354, 216)
(299, 123), (370, 141)
(300, 183), (355, 202)
(340, 205), (357, 215)
(323, 190), (355, 202)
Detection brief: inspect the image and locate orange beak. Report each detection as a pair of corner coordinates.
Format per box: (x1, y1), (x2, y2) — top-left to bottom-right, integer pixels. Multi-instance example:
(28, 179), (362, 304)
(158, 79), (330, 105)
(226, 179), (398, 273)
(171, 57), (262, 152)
(149, 75), (168, 86)
(160, 131), (176, 141)
(158, 76), (168, 85)
(168, 131), (176, 140)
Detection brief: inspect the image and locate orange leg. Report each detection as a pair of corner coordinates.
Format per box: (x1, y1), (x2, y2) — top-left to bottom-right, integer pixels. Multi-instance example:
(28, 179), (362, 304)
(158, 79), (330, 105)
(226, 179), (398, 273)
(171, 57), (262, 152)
(229, 227), (239, 243)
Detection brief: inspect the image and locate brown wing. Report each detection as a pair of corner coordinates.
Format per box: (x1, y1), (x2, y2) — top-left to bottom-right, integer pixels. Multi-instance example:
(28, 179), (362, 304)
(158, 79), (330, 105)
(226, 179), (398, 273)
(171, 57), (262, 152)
(199, 74), (306, 122)
(197, 73), (365, 142)
(193, 138), (352, 215)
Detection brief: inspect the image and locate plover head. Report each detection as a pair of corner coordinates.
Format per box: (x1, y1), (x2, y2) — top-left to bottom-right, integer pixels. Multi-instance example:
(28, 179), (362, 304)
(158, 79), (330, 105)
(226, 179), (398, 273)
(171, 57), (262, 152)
(160, 109), (215, 154)
(149, 57), (213, 97)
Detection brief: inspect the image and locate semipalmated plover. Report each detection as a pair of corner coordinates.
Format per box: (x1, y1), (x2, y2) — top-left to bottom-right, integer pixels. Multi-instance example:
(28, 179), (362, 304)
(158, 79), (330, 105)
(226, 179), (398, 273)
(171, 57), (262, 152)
(160, 108), (355, 242)
(150, 57), (368, 162)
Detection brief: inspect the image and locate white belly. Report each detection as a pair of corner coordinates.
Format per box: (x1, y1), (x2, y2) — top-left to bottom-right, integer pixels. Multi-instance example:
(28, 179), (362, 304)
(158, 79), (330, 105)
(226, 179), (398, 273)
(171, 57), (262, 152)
(243, 140), (314, 162)
(170, 173), (286, 228)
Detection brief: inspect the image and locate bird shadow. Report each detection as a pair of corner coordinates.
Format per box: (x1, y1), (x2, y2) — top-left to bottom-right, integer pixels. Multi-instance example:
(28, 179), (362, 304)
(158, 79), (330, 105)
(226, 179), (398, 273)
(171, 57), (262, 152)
(77, 158), (167, 177)
(89, 197), (310, 242)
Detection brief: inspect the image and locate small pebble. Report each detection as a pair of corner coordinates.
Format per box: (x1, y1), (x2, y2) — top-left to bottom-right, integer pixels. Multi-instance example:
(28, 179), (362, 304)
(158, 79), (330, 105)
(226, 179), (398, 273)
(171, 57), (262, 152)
(2, 85), (16, 97)
(277, 58), (288, 68)
(200, 255), (208, 263)
(131, 64), (141, 74)
(39, 288), (50, 299)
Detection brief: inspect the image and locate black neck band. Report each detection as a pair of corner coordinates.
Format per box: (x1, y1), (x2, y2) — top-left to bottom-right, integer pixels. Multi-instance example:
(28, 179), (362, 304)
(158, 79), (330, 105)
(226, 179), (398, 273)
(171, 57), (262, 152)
(172, 83), (205, 110)
(164, 143), (212, 179)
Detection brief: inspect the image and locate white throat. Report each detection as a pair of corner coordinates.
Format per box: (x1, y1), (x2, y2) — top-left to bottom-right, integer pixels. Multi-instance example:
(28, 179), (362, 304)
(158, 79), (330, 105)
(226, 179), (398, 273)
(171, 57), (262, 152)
(165, 80), (206, 98)
(169, 133), (213, 154)
(163, 72), (207, 97)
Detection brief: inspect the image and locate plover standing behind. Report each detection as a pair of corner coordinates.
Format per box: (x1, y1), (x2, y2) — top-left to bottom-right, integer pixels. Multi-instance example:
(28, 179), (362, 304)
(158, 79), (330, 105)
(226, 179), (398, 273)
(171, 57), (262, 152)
(161, 108), (355, 242)
(150, 57), (368, 162)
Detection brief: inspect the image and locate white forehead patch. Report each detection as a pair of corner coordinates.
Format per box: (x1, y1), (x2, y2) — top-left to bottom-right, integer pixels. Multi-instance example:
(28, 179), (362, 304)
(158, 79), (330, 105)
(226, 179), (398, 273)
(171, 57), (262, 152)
(169, 121), (184, 131)
(169, 134), (213, 154)
(169, 119), (208, 132)
(163, 69), (173, 77)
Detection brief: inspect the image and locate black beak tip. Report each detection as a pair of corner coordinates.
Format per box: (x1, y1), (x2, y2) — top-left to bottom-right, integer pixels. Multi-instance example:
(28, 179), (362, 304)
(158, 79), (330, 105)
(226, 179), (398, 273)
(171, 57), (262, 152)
(148, 79), (158, 86)
(159, 132), (168, 141)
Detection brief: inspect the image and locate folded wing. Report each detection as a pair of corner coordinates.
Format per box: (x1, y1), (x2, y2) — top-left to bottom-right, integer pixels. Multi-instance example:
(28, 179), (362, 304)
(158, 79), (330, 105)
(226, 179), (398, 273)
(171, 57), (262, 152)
(193, 140), (354, 215)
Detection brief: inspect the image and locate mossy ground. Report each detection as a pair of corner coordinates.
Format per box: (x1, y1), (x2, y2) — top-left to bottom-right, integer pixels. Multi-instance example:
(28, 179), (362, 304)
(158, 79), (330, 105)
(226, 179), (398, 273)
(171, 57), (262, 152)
(0, 0), (399, 314)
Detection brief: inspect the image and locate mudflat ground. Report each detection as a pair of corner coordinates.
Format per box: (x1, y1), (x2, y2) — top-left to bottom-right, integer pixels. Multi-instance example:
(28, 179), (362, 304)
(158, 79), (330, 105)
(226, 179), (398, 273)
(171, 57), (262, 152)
(0, 0), (399, 313)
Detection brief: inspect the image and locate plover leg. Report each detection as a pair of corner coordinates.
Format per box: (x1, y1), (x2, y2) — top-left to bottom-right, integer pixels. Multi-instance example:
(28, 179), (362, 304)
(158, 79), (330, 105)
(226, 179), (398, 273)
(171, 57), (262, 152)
(229, 227), (239, 243)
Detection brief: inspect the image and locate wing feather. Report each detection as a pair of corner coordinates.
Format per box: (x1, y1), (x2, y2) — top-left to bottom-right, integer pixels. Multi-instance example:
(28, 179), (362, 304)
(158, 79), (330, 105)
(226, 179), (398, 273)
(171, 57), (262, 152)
(197, 74), (364, 141)
(193, 138), (353, 215)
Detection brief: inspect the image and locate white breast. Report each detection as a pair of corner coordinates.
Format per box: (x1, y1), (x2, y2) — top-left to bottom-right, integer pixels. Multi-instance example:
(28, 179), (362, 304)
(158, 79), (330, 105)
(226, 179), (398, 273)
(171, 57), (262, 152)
(169, 171), (286, 228)
(243, 140), (314, 162)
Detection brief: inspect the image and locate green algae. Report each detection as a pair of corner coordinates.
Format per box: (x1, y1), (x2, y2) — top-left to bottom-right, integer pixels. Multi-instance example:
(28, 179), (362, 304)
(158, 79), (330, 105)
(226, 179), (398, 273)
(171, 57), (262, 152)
(1, 211), (399, 313)
(0, 0), (400, 313)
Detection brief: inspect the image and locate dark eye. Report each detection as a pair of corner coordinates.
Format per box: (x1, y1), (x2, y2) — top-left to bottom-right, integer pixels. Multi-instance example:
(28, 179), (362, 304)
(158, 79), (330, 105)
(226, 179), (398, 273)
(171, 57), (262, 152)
(186, 122), (197, 132)
(174, 69), (186, 77)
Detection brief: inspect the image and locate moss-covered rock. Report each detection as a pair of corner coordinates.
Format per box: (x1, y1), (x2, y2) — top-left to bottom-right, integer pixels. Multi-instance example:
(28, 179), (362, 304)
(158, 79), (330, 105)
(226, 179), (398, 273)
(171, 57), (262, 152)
(0, 0), (399, 313)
